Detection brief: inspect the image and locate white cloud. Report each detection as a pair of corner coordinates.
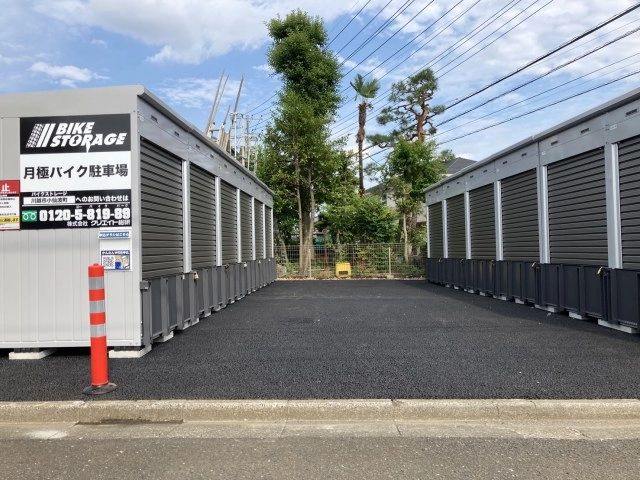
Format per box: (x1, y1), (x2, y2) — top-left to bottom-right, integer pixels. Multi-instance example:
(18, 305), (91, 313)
(155, 76), (246, 113)
(32, 0), (363, 64)
(29, 62), (108, 87)
(155, 77), (222, 110)
(253, 63), (274, 74)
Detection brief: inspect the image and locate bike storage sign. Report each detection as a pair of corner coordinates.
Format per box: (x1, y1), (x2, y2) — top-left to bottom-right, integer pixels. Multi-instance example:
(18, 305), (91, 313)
(19, 114), (132, 229)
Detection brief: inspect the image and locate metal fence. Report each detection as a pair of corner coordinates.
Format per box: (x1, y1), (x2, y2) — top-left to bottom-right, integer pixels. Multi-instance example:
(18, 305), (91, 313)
(275, 243), (425, 279)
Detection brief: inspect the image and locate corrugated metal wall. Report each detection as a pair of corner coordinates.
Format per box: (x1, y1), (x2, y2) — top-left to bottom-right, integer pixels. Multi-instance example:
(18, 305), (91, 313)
(501, 169), (539, 261)
(428, 203), (443, 257)
(265, 206), (273, 257)
(446, 194), (466, 258)
(220, 181), (238, 264)
(255, 201), (264, 259)
(140, 139), (184, 279)
(548, 148), (607, 265)
(619, 135), (640, 269)
(240, 191), (252, 262)
(469, 184), (495, 259)
(190, 164), (216, 268)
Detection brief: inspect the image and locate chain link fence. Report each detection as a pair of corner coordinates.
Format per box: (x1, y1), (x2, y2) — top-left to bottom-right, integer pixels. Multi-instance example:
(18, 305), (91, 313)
(275, 243), (425, 279)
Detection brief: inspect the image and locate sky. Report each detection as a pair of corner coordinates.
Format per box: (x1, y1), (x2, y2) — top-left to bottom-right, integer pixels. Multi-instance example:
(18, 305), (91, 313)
(2, 0), (640, 181)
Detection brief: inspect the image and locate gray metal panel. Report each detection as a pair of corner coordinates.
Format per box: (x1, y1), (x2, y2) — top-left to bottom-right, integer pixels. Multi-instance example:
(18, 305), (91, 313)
(547, 148), (607, 265)
(619, 135), (640, 269)
(425, 87), (640, 194)
(501, 169), (539, 261)
(255, 201), (265, 259)
(446, 194), (465, 258)
(469, 184), (496, 259)
(265, 206), (273, 258)
(190, 164), (216, 268)
(136, 95), (273, 208)
(140, 139), (184, 278)
(428, 203), (443, 258)
(240, 191), (252, 261)
(220, 180), (238, 264)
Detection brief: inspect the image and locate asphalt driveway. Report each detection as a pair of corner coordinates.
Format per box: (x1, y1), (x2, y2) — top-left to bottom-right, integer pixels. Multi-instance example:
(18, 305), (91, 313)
(1, 280), (639, 401)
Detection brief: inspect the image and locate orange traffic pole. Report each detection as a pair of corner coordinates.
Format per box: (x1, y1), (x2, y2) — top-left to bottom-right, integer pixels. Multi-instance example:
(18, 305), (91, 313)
(83, 263), (117, 395)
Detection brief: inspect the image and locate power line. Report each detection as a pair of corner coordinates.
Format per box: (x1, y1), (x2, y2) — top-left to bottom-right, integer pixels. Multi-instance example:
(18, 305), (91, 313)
(434, 0), (553, 78)
(333, 2), (638, 143)
(436, 53), (640, 136)
(328, 0), (374, 47)
(337, 0), (483, 100)
(443, 2), (640, 110)
(438, 69), (640, 144)
(437, 25), (640, 127)
(330, 0), (534, 136)
(340, 0), (415, 65)
(342, 0), (436, 78)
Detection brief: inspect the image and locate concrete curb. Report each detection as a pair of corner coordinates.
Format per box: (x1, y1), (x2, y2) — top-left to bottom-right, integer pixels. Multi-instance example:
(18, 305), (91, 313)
(2, 399), (640, 424)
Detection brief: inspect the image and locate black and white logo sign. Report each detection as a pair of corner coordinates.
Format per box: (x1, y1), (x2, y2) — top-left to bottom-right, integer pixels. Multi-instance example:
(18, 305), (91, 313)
(21, 114), (130, 154)
(19, 113), (132, 230)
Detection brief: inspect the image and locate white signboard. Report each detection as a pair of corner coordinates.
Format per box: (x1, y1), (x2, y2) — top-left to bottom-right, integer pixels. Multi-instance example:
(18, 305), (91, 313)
(19, 114), (132, 229)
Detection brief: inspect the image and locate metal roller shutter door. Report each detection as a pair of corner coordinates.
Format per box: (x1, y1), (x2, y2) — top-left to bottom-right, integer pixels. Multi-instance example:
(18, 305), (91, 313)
(190, 165), (216, 268)
(428, 203), (443, 258)
(548, 148), (607, 265)
(619, 135), (640, 269)
(501, 169), (539, 261)
(140, 139), (184, 279)
(470, 184), (495, 259)
(265, 206), (273, 257)
(220, 181), (238, 264)
(446, 194), (465, 258)
(240, 192), (252, 261)
(255, 201), (264, 259)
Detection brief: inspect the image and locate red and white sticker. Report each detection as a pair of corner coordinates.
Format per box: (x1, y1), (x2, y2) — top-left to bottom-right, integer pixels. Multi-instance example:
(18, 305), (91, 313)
(0, 180), (20, 230)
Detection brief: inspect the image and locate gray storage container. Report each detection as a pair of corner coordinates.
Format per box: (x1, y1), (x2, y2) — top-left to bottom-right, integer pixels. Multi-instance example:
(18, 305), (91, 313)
(0, 85), (276, 357)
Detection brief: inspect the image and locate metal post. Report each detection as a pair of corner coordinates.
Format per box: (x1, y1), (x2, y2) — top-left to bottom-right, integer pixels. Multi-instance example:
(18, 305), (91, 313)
(389, 246), (392, 275)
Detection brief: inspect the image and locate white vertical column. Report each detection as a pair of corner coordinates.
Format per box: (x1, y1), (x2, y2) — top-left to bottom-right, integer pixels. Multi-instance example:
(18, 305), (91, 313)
(442, 200), (448, 258)
(604, 142), (623, 269)
(262, 203), (266, 259)
(269, 207), (274, 258)
(464, 191), (471, 259)
(236, 188), (242, 263)
(215, 177), (222, 266)
(182, 160), (192, 273)
(537, 165), (550, 264)
(494, 180), (503, 261)
(426, 204), (431, 258)
(251, 197), (256, 261)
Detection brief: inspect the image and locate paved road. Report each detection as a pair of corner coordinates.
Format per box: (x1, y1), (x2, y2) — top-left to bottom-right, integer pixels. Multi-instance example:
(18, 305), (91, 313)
(1, 280), (639, 401)
(3, 421), (640, 479)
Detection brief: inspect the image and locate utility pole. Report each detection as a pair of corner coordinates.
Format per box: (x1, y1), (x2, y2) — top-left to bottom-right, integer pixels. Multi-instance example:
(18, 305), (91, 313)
(229, 74), (245, 160)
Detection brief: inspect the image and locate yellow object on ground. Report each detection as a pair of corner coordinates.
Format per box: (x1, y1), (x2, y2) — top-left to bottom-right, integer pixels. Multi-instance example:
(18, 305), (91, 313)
(335, 262), (351, 278)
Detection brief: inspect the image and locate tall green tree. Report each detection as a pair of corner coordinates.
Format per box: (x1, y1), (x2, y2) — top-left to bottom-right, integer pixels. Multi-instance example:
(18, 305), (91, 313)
(260, 10), (343, 275)
(369, 68), (445, 146)
(350, 73), (380, 196)
(383, 138), (445, 260)
(367, 68), (446, 261)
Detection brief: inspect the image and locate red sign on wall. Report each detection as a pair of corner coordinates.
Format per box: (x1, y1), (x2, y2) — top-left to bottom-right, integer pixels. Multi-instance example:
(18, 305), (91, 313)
(0, 180), (20, 231)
